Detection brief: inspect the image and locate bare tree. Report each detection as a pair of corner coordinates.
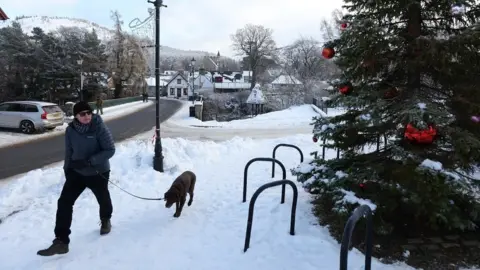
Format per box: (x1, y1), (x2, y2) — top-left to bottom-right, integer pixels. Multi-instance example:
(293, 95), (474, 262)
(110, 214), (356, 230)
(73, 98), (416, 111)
(230, 24), (277, 89)
(159, 56), (177, 72)
(319, 9), (344, 42)
(107, 11), (148, 98)
(281, 36), (341, 103)
(281, 37), (321, 103)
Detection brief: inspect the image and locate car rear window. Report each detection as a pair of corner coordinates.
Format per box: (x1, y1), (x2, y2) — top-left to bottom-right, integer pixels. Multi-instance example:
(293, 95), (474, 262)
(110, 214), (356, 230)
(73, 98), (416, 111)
(42, 105), (63, 113)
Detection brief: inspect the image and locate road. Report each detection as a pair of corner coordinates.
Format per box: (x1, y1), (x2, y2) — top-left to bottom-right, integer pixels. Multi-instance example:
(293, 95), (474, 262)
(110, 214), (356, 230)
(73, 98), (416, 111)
(0, 99), (182, 180)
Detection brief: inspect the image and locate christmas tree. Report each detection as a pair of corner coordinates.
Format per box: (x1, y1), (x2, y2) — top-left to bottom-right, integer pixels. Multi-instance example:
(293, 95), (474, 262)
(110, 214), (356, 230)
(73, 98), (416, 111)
(293, 0), (480, 257)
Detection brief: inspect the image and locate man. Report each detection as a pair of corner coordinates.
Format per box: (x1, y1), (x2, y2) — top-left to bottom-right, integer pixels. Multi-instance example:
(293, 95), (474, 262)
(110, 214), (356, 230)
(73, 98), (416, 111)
(37, 101), (115, 256)
(96, 96), (104, 115)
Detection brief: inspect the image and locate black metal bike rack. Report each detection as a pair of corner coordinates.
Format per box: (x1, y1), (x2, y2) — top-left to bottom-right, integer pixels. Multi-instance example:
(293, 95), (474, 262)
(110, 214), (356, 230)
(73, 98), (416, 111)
(243, 179), (298, 252)
(243, 157), (286, 203)
(339, 204), (373, 270)
(271, 143), (304, 178)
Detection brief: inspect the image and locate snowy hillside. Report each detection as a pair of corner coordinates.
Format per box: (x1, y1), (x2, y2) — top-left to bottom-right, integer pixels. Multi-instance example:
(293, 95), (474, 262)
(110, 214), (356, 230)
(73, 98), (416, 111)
(0, 15), (215, 59)
(1, 15), (113, 40)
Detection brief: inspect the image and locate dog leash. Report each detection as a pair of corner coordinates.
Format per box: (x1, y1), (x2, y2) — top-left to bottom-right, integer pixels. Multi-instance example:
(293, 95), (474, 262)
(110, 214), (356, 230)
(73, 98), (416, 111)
(96, 170), (164, 201)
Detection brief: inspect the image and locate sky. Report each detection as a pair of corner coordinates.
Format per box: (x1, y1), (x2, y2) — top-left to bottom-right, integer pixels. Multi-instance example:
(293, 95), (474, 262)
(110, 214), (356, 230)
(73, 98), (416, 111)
(1, 0), (343, 58)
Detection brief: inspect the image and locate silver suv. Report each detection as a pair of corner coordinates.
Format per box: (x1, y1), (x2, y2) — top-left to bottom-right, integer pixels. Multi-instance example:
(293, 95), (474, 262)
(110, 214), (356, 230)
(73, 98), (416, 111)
(0, 101), (65, 134)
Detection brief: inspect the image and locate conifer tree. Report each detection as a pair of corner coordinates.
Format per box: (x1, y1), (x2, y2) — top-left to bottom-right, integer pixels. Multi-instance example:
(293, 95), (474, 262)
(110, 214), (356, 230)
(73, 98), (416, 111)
(293, 0), (480, 241)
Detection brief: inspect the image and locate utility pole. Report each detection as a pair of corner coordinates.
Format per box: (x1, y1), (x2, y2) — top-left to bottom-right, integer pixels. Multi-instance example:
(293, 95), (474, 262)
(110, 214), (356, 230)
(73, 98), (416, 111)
(148, 0), (167, 172)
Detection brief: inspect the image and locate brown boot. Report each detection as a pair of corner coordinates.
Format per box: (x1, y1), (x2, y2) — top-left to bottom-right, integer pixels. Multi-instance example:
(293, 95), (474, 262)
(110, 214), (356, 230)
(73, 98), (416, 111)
(37, 238), (69, 256)
(100, 219), (111, 235)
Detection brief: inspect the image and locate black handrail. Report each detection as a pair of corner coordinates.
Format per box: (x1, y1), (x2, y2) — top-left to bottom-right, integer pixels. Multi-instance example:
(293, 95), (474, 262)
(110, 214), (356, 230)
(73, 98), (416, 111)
(243, 157), (286, 203)
(243, 179), (298, 252)
(271, 143), (303, 177)
(339, 204), (373, 270)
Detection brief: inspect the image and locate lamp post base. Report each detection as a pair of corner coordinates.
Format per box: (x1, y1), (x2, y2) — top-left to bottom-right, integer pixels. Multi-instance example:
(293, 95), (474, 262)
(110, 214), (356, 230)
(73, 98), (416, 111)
(153, 139), (164, 172)
(153, 154), (164, 172)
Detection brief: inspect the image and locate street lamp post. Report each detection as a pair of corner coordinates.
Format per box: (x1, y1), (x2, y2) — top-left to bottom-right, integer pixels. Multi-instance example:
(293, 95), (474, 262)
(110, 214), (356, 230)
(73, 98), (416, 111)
(147, 0), (167, 172)
(248, 41), (254, 89)
(77, 59), (83, 101)
(191, 57), (195, 103)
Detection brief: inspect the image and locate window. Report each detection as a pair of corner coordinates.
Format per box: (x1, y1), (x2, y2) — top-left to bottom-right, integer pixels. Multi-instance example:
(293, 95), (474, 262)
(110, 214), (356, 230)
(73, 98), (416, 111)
(42, 105), (61, 113)
(170, 88), (174, 95)
(0, 103), (9, 111)
(6, 103), (23, 112)
(177, 79), (181, 84)
(25, 104), (39, 112)
(183, 88), (187, 95)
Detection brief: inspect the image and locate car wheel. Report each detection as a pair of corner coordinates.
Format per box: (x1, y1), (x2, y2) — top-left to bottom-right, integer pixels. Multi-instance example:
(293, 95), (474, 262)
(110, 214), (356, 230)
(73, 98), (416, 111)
(19, 120), (35, 134)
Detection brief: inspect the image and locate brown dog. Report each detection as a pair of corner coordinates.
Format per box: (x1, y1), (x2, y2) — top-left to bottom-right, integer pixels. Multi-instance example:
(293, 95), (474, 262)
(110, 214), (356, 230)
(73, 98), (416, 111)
(164, 171), (196, 218)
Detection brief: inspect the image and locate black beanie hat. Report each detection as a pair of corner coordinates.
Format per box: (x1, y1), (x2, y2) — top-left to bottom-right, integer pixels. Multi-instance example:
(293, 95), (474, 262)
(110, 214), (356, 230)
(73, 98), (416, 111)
(73, 101), (93, 116)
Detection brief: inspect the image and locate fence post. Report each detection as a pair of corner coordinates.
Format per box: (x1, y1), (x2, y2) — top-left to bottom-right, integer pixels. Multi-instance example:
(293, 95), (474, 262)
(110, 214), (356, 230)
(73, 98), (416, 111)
(322, 138), (327, 159)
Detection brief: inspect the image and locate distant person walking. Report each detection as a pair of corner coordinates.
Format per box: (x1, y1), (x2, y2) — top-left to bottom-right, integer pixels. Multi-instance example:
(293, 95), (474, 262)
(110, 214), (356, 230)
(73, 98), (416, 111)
(37, 101), (115, 256)
(96, 96), (104, 115)
(142, 92), (148, 102)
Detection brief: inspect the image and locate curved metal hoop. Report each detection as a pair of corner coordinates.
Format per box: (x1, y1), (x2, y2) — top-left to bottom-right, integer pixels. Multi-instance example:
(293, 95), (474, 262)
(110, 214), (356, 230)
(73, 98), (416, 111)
(129, 13), (154, 30)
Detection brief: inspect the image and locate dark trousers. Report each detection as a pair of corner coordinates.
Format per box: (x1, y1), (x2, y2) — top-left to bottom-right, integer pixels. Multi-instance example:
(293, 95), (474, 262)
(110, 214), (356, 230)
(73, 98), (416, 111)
(54, 170), (113, 244)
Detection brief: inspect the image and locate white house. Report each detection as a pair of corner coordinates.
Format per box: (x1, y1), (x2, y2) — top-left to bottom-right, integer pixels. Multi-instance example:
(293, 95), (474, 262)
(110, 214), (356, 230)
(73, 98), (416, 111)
(211, 71), (250, 92)
(270, 74), (302, 89)
(192, 74), (214, 94)
(145, 77), (168, 96)
(242, 70), (252, 83)
(165, 73), (189, 99)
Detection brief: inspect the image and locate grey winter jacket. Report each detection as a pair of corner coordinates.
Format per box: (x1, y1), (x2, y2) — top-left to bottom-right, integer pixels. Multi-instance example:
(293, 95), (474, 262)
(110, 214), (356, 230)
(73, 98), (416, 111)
(63, 114), (115, 176)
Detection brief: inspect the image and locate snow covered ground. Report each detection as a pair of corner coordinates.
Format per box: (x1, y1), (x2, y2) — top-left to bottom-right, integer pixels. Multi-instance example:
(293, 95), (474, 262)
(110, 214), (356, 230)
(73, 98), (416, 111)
(0, 100), (152, 148)
(158, 102), (320, 141)
(168, 102), (319, 129)
(158, 102), (351, 141)
(311, 104), (347, 118)
(0, 132), (413, 270)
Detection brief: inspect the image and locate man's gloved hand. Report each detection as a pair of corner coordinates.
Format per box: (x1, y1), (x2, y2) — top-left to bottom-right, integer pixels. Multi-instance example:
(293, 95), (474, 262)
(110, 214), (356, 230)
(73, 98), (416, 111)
(69, 159), (91, 170)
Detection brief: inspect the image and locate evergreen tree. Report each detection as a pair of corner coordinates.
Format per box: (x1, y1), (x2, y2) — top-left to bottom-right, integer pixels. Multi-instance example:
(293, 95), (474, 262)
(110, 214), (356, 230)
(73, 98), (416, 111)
(81, 29), (108, 99)
(0, 22), (31, 99)
(293, 0), (480, 245)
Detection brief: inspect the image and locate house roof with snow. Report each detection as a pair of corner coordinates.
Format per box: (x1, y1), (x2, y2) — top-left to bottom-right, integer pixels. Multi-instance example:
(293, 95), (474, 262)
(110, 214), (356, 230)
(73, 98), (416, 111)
(266, 68), (282, 77)
(165, 72), (189, 86)
(0, 8), (9, 21)
(145, 77), (168, 87)
(163, 70), (177, 76)
(271, 75), (302, 85)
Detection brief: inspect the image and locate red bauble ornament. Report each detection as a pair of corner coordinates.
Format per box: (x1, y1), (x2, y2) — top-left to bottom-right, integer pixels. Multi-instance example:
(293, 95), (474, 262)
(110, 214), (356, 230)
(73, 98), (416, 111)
(383, 87), (399, 99)
(312, 136), (318, 142)
(322, 47), (335, 59)
(339, 82), (352, 95)
(359, 183), (365, 188)
(340, 22), (348, 30)
(339, 86), (350, 94)
(404, 123), (437, 144)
